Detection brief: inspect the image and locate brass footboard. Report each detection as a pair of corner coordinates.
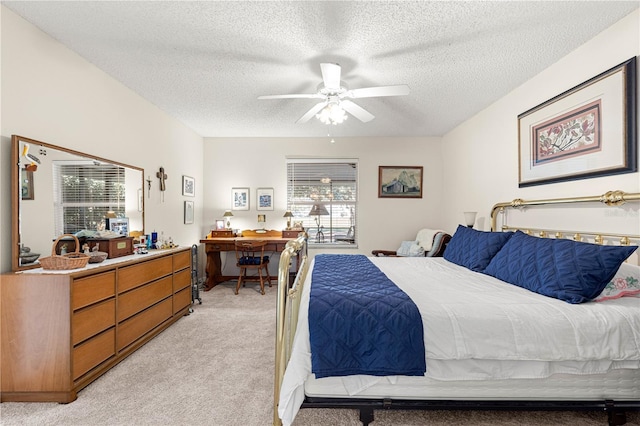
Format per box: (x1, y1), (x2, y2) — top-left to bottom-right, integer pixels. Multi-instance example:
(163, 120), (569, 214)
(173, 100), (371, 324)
(274, 235), (309, 426)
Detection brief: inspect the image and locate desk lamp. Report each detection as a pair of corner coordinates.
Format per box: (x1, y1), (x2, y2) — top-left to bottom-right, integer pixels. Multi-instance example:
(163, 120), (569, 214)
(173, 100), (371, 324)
(223, 210), (233, 229)
(283, 210), (293, 229)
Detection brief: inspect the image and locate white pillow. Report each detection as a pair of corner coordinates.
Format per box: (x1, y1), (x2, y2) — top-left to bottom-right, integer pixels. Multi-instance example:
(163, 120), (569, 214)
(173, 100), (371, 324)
(593, 262), (640, 302)
(397, 241), (425, 257)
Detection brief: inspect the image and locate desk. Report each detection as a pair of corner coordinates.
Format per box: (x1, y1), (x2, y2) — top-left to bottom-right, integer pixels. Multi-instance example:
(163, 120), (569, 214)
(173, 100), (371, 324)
(199, 233), (296, 290)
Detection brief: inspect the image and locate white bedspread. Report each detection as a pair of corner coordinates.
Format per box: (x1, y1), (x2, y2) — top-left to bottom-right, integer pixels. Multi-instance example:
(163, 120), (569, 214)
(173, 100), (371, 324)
(278, 257), (640, 425)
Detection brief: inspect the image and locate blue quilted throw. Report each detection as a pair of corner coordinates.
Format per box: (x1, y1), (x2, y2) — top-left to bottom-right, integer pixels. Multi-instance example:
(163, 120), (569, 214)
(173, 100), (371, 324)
(309, 254), (426, 378)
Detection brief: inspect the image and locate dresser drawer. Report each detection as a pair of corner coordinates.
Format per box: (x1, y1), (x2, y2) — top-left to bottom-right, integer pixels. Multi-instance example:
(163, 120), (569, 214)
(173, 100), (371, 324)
(72, 271), (116, 310)
(173, 250), (190, 272)
(117, 298), (172, 351)
(118, 276), (172, 322)
(72, 299), (116, 345)
(173, 269), (191, 293)
(118, 256), (172, 293)
(173, 287), (191, 314)
(73, 328), (115, 380)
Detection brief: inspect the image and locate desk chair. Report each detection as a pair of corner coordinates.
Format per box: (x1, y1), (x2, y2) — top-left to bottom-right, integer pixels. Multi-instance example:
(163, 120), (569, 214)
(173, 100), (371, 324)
(234, 240), (271, 295)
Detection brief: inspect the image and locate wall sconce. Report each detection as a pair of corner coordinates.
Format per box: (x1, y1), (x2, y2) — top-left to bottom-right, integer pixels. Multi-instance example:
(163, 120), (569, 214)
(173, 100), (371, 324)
(463, 211), (477, 228)
(283, 210), (293, 229)
(223, 210), (233, 229)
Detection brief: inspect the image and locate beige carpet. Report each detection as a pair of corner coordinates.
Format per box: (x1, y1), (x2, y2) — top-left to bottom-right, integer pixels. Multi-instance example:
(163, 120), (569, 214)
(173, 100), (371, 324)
(1, 282), (638, 426)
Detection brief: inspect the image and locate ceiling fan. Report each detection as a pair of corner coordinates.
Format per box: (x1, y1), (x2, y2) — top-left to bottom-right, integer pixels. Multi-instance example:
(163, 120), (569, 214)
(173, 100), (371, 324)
(258, 63), (410, 124)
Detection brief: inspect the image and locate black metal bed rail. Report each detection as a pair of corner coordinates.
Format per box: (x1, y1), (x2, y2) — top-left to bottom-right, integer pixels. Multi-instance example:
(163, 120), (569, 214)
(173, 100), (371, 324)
(301, 397), (640, 426)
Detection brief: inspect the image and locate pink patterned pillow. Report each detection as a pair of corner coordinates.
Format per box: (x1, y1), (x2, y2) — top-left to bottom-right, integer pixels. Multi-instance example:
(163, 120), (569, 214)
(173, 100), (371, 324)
(593, 263), (640, 302)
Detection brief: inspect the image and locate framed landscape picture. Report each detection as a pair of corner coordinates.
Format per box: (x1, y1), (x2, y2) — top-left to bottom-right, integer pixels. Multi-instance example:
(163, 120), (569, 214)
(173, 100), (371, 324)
(378, 166), (423, 198)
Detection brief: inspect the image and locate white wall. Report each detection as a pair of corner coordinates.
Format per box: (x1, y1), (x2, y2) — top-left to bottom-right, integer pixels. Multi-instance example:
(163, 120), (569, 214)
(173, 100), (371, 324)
(0, 6), (204, 273)
(203, 137), (443, 272)
(2, 6), (638, 273)
(441, 10), (640, 235)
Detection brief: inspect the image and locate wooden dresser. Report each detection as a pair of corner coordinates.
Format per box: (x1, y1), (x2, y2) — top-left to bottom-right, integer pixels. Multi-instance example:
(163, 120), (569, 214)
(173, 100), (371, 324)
(0, 247), (192, 403)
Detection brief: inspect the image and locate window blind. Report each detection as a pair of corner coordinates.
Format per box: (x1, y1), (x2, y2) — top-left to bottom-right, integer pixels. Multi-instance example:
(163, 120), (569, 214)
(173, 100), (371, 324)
(286, 159), (357, 246)
(53, 163), (126, 235)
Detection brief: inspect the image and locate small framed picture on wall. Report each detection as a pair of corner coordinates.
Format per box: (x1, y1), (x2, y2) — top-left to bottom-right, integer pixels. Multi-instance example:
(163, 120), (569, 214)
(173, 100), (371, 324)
(256, 187), (274, 210)
(232, 187), (250, 210)
(182, 175), (195, 197)
(184, 201), (194, 224)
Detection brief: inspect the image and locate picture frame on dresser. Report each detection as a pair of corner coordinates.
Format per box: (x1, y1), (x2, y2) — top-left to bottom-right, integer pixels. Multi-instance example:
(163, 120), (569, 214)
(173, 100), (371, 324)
(518, 57), (637, 187)
(106, 217), (129, 236)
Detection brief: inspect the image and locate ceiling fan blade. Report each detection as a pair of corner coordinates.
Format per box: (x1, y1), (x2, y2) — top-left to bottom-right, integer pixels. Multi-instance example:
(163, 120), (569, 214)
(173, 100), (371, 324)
(340, 100), (375, 123)
(347, 84), (410, 98)
(320, 63), (341, 90)
(258, 93), (323, 100)
(296, 101), (328, 124)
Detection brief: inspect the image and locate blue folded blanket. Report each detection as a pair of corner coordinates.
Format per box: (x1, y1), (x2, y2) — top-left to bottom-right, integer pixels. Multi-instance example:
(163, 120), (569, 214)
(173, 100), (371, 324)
(309, 254), (426, 378)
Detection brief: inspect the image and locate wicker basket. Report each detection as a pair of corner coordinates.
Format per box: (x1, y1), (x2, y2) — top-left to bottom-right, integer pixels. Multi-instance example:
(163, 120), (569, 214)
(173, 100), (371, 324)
(39, 234), (90, 270)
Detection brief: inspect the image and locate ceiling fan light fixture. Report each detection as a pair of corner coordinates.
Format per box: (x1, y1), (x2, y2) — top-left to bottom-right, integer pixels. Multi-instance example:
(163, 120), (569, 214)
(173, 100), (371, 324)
(316, 102), (348, 125)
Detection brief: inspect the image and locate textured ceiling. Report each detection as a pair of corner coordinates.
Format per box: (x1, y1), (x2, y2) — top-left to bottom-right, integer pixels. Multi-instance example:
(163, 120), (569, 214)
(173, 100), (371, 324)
(3, 1), (638, 138)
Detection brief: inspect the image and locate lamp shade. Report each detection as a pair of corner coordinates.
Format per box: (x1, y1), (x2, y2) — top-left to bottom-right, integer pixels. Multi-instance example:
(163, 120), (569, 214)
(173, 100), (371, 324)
(283, 211), (293, 218)
(463, 211), (477, 227)
(223, 210), (233, 217)
(308, 204), (329, 216)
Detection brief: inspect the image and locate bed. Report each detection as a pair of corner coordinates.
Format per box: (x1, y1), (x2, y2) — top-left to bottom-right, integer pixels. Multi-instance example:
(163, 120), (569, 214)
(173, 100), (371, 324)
(273, 190), (640, 426)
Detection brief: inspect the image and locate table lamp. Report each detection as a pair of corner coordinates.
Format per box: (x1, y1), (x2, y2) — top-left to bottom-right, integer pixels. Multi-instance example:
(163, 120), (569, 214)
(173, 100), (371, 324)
(223, 210), (233, 229)
(283, 210), (293, 229)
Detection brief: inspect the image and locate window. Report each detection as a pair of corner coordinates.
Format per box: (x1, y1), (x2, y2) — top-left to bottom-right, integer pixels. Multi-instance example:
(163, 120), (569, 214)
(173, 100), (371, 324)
(53, 162), (126, 235)
(286, 159), (357, 246)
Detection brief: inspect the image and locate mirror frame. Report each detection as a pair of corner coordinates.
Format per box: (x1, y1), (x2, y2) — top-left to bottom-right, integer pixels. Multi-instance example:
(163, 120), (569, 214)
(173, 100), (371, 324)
(11, 135), (145, 271)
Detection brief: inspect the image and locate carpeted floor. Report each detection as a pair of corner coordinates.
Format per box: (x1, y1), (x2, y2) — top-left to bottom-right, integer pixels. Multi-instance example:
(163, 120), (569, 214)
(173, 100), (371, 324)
(1, 281), (638, 426)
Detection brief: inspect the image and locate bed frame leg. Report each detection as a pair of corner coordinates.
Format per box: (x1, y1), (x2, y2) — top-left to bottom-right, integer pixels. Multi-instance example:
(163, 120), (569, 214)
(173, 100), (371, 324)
(607, 410), (627, 426)
(359, 407), (374, 425)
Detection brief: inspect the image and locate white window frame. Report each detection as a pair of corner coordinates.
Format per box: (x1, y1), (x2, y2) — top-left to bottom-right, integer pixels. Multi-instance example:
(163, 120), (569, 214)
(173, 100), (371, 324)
(286, 158), (358, 247)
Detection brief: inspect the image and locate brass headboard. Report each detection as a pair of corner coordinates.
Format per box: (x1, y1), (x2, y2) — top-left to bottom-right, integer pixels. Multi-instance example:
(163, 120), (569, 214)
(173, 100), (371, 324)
(490, 190), (640, 247)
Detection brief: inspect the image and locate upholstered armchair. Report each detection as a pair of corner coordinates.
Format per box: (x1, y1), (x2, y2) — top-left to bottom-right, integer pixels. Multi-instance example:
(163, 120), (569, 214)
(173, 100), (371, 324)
(372, 229), (452, 258)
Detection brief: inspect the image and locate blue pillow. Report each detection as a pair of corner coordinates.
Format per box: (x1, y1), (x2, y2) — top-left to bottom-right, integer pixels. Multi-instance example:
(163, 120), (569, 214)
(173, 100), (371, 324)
(484, 231), (638, 304)
(443, 225), (514, 272)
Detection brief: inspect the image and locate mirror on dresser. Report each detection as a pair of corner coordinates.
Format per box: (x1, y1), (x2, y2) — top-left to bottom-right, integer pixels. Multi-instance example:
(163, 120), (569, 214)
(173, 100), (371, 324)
(11, 135), (145, 271)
